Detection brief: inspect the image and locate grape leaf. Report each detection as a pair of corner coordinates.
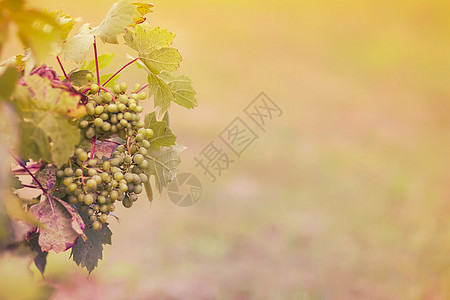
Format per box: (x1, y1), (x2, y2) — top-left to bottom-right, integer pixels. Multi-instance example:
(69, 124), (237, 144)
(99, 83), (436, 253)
(46, 10), (78, 41)
(147, 72), (174, 118)
(62, 23), (94, 64)
(71, 215), (112, 274)
(143, 47), (182, 74)
(28, 232), (48, 278)
(84, 53), (115, 73)
(124, 24), (176, 54)
(68, 70), (93, 87)
(159, 71), (198, 109)
(0, 1), (63, 63)
(145, 144), (185, 193)
(93, 0), (152, 44)
(0, 66), (19, 101)
(19, 121), (52, 164)
(144, 111), (176, 148)
(94, 140), (118, 160)
(143, 180), (153, 203)
(34, 166), (57, 192)
(29, 196), (85, 253)
(9, 175), (23, 190)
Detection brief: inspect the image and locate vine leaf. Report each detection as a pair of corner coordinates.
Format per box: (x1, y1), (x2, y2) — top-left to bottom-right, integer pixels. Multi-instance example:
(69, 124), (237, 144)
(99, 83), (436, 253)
(146, 144), (184, 193)
(34, 166), (57, 192)
(95, 140), (118, 160)
(29, 196), (85, 253)
(19, 121), (52, 163)
(144, 111), (176, 148)
(147, 72), (174, 118)
(71, 215), (112, 274)
(28, 232), (48, 278)
(62, 23), (94, 65)
(159, 71), (198, 109)
(93, 0), (152, 44)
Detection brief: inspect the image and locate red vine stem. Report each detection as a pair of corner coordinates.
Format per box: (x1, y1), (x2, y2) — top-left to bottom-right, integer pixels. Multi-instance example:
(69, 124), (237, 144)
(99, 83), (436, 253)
(93, 36), (100, 87)
(9, 153), (47, 195)
(104, 139), (122, 145)
(137, 83), (149, 93)
(103, 58), (139, 86)
(57, 56), (69, 82)
(90, 136), (97, 159)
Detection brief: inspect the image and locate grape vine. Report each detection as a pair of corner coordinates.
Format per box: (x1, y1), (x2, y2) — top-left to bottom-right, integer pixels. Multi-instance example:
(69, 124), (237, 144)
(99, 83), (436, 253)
(0, 0), (197, 274)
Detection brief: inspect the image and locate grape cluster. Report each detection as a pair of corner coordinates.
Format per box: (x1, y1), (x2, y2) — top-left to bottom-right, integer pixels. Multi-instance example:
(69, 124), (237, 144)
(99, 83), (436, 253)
(56, 81), (154, 231)
(79, 82), (147, 140)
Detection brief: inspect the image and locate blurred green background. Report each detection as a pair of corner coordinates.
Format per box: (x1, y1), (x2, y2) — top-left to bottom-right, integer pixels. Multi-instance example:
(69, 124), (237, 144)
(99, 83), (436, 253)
(4, 0), (450, 298)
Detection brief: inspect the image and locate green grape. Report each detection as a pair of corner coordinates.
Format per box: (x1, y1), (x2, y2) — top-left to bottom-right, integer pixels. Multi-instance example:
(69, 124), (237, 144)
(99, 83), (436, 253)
(111, 180), (119, 188)
(56, 170), (65, 178)
(124, 173), (134, 183)
(80, 120), (89, 128)
(64, 168), (74, 177)
(98, 196), (106, 204)
(135, 105), (143, 113)
(88, 168), (97, 176)
(117, 113), (123, 120)
(90, 84), (99, 94)
(110, 190), (119, 200)
(124, 112), (132, 121)
(129, 103), (137, 111)
(118, 95), (128, 104)
(130, 93), (139, 100)
(87, 208), (94, 216)
(129, 194), (138, 202)
(94, 105), (104, 115)
(86, 73), (93, 82)
(93, 204), (100, 211)
(132, 174), (141, 184)
(88, 159), (98, 167)
(103, 92), (113, 103)
(139, 159), (149, 169)
(110, 114), (118, 124)
(120, 82), (128, 93)
(90, 215), (97, 222)
(118, 103), (126, 112)
(94, 118), (104, 127)
(100, 204), (108, 213)
(77, 194), (85, 202)
(119, 183), (128, 192)
(75, 169), (83, 176)
(63, 177), (73, 186)
(133, 83), (141, 93)
(94, 95), (103, 104)
(101, 172), (110, 182)
(145, 129), (154, 138)
(102, 122), (111, 131)
(99, 214), (108, 223)
(92, 221), (102, 231)
(86, 179), (97, 190)
(136, 122), (145, 128)
(68, 183), (78, 192)
(92, 175), (102, 185)
(84, 194), (94, 205)
(102, 161), (111, 171)
(117, 145), (125, 153)
(138, 128), (146, 135)
(138, 92), (147, 100)
(120, 119), (128, 127)
(68, 196), (78, 204)
(139, 147), (148, 156)
(124, 155), (132, 164)
(85, 127), (95, 139)
(135, 133), (144, 142)
(100, 113), (109, 121)
(114, 172), (124, 181)
(79, 151), (88, 162)
(107, 104), (118, 113)
(113, 85), (121, 94)
(108, 203), (115, 212)
(75, 148), (83, 155)
(133, 154), (144, 164)
(140, 140), (151, 148)
(134, 184), (143, 194)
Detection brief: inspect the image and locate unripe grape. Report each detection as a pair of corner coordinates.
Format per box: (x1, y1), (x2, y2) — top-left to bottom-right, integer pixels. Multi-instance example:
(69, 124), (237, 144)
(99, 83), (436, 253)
(107, 104), (118, 113)
(98, 196), (106, 204)
(133, 174), (141, 184)
(141, 140), (151, 148)
(124, 155), (132, 164)
(122, 198), (132, 208)
(68, 195), (78, 204)
(145, 129), (154, 138)
(124, 173), (134, 183)
(124, 112), (132, 121)
(114, 172), (124, 181)
(102, 122), (111, 131)
(90, 215), (97, 222)
(110, 114), (118, 124)
(139, 159), (148, 169)
(119, 183), (128, 192)
(68, 183), (78, 192)
(87, 208), (94, 216)
(86, 179), (97, 190)
(102, 161), (111, 171)
(80, 120), (89, 128)
(93, 204), (100, 211)
(129, 103), (137, 111)
(88, 159), (98, 167)
(92, 220), (102, 231)
(84, 194), (94, 205)
(135, 133), (144, 142)
(108, 203), (115, 212)
(113, 85), (121, 94)
(139, 147), (148, 156)
(120, 82), (128, 92)
(94, 118), (103, 127)
(134, 184), (143, 194)
(130, 93), (139, 100)
(90, 84), (99, 94)
(79, 151), (89, 162)
(133, 83), (141, 92)
(118, 95), (128, 104)
(75, 169), (83, 177)
(118, 103), (126, 112)
(86, 73), (93, 82)
(85, 127), (95, 139)
(94, 95), (103, 104)
(110, 190), (119, 200)
(94, 106), (104, 115)
(64, 168), (74, 177)
(101, 172), (110, 183)
(103, 92), (113, 103)
(92, 175), (102, 185)
(138, 92), (147, 100)
(57, 170), (65, 178)
(63, 177), (73, 186)
(100, 113), (109, 121)
(99, 214), (108, 223)
(117, 113), (123, 120)
(100, 204), (108, 213)
(88, 168), (97, 176)
(129, 194), (138, 202)
(133, 154), (144, 164)
(135, 105), (143, 113)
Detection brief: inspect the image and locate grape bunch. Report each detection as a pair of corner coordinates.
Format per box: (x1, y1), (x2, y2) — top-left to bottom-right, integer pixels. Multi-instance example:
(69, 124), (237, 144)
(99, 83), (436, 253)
(56, 80), (155, 231)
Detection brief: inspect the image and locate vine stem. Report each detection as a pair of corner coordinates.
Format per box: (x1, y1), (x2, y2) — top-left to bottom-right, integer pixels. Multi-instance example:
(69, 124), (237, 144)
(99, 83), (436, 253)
(137, 83), (149, 93)
(93, 36), (101, 87)
(57, 56), (69, 82)
(9, 153), (47, 196)
(103, 58), (139, 86)
(104, 139), (122, 145)
(91, 136), (97, 159)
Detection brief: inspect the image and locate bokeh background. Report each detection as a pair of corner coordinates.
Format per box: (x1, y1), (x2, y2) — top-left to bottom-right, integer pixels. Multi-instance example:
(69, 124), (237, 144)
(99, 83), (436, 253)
(4, 0), (450, 298)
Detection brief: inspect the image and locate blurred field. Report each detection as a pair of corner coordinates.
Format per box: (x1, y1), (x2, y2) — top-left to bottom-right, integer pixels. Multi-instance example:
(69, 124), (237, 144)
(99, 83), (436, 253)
(4, 0), (450, 298)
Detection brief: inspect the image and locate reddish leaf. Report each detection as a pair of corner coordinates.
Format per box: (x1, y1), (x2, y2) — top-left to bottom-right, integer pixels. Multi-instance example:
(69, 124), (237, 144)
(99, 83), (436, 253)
(29, 196), (85, 253)
(94, 141), (118, 160)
